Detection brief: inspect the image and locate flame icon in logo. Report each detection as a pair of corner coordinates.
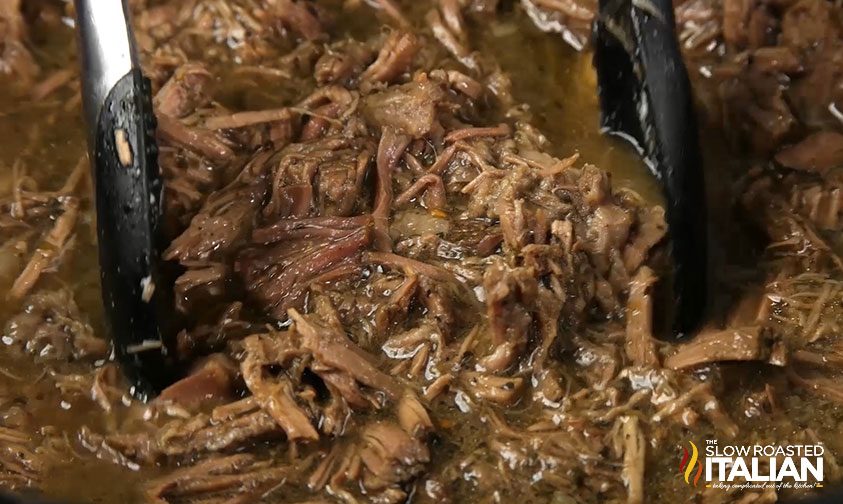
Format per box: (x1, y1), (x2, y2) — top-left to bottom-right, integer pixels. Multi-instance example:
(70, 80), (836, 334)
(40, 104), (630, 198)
(679, 441), (703, 486)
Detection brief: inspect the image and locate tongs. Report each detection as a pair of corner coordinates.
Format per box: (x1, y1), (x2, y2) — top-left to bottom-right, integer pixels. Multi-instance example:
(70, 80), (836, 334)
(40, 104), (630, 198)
(593, 0), (707, 336)
(74, 0), (176, 398)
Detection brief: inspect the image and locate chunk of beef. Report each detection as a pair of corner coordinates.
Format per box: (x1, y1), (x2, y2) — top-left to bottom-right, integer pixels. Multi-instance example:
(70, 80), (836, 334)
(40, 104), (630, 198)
(204, 109), (296, 153)
(361, 32), (420, 84)
(445, 124), (511, 144)
(483, 262), (538, 350)
(154, 63), (212, 119)
(315, 40), (374, 85)
(431, 68), (485, 100)
(439, 0), (469, 43)
(787, 368), (843, 405)
(789, 182), (843, 231)
(520, 0), (595, 51)
(744, 174), (843, 274)
(728, 290), (771, 326)
(165, 182), (266, 263)
(365, 251), (463, 285)
(173, 262), (227, 313)
(625, 267), (660, 367)
(617, 415), (646, 504)
(373, 128), (412, 250)
(240, 333), (319, 441)
(719, 71), (797, 154)
(374, 273), (419, 332)
(315, 148), (373, 216)
(802, 347), (843, 373)
(156, 354), (237, 411)
(144, 454), (289, 504)
(723, 0), (756, 49)
(0, 0), (38, 84)
(498, 199), (532, 251)
(263, 183), (313, 218)
(394, 174), (448, 210)
(262, 136), (375, 218)
(82, 398), (282, 463)
(4, 289), (107, 361)
(584, 204), (633, 273)
(750, 47), (803, 75)
(787, 44), (843, 128)
(238, 227), (372, 317)
(574, 335), (621, 387)
(780, 0), (838, 50)
(775, 131), (843, 175)
(427, 7), (478, 71)
(358, 0), (410, 27)
(266, 0), (326, 41)
(577, 164), (610, 209)
(359, 422), (429, 490)
(664, 326), (774, 370)
(623, 207), (667, 273)
(0, 424), (41, 489)
(445, 218), (502, 256)
(397, 392), (432, 437)
(7, 196), (79, 300)
(253, 215), (373, 244)
(461, 371), (526, 406)
(290, 307), (401, 401)
(363, 77), (446, 138)
(417, 274), (464, 338)
(176, 302), (261, 358)
(157, 115), (234, 165)
(45, 196), (79, 249)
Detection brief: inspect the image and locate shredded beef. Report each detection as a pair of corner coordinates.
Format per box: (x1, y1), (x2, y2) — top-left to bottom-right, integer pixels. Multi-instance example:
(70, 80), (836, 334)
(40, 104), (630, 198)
(4, 290), (108, 362)
(775, 131), (843, 174)
(11, 2), (839, 503)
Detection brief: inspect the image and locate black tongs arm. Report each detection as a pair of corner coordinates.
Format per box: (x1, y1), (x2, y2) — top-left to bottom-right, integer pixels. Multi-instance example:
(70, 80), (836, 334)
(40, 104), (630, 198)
(593, 0), (707, 337)
(75, 0), (176, 398)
